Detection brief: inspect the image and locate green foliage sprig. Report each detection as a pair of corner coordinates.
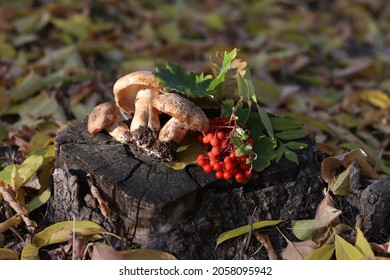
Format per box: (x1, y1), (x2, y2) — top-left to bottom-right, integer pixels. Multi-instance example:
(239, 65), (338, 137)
(156, 49), (310, 171)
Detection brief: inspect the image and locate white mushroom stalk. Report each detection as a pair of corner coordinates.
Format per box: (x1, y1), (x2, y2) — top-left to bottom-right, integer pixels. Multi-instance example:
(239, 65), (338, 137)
(130, 88), (161, 141)
(87, 103), (130, 144)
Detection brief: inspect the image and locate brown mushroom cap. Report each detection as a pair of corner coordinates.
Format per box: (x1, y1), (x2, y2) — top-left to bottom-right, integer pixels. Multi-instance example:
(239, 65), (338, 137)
(88, 103), (120, 134)
(112, 71), (161, 114)
(152, 93), (209, 132)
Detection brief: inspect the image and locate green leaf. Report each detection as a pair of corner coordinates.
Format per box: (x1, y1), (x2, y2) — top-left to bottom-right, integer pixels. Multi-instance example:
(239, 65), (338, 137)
(335, 234), (365, 260)
(221, 99), (234, 118)
(275, 129), (310, 140)
(292, 209), (342, 241)
(270, 117), (301, 131)
(354, 227), (374, 257)
(156, 61), (212, 98)
(329, 164), (352, 196)
(284, 141), (308, 150)
(252, 136), (275, 172)
(237, 69), (255, 101)
(256, 105), (274, 138)
(284, 149), (299, 164)
(21, 220), (107, 260)
(11, 71), (43, 102)
(305, 244), (335, 260)
(26, 189), (51, 212)
(207, 48), (237, 93)
(216, 220), (284, 247)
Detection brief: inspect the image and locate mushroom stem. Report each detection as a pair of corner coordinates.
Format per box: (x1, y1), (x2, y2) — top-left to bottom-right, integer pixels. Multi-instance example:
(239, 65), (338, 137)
(159, 118), (188, 144)
(106, 120), (131, 144)
(87, 102), (130, 144)
(130, 88), (161, 139)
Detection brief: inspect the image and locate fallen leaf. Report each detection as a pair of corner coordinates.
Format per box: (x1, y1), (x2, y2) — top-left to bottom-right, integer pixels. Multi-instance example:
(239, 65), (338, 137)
(306, 244), (335, 260)
(253, 232), (278, 260)
(370, 241), (390, 255)
(321, 148), (378, 184)
(354, 227), (374, 257)
(335, 234), (365, 260)
(282, 240), (317, 260)
(216, 220), (284, 247)
(119, 248), (177, 260)
(91, 242), (124, 260)
(0, 248), (19, 260)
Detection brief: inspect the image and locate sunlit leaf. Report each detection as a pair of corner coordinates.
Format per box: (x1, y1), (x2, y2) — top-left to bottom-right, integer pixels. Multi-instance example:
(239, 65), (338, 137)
(358, 90), (390, 109)
(321, 149), (378, 185)
(329, 164), (352, 196)
(156, 61), (212, 98)
(216, 220), (284, 247)
(207, 48), (238, 93)
(335, 234), (365, 260)
(354, 227), (374, 257)
(305, 244), (335, 260)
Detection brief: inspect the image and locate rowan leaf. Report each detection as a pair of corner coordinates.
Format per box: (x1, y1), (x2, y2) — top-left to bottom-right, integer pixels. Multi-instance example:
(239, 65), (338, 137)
(270, 117), (302, 131)
(275, 129), (310, 140)
(156, 61), (212, 98)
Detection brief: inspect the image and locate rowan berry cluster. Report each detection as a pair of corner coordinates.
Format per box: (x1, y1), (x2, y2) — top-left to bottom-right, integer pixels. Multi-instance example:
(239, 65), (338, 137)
(197, 118), (254, 183)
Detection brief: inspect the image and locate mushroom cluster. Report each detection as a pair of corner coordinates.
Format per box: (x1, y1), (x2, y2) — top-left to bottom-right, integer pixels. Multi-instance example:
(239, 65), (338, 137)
(87, 70), (209, 162)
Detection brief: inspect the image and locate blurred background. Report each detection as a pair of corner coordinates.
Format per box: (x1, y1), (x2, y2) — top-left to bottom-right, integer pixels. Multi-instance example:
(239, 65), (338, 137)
(1, 0), (390, 173)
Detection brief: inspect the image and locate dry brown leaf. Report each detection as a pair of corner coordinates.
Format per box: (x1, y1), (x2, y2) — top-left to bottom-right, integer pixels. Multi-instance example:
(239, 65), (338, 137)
(0, 183), (36, 232)
(370, 241), (390, 255)
(282, 240), (317, 260)
(315, 191), (339, 221)
(253, 231), (278, 260)
(321, 149), (378, 184)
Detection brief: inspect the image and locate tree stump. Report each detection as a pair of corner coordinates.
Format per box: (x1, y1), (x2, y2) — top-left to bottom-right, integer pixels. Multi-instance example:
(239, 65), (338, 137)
(48, 117), (390, 259)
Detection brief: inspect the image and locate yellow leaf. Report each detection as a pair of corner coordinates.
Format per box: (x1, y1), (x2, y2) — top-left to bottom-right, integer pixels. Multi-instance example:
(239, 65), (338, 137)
(92, 242), (124, 260)
(305, 244), (335, 260)
(216, 220), (284, 247)
(358, 90), (390, 109)
(335, 234), (365, 260)
(0, 248), (19, 260)
(33, 220), (106, 247)
(329, 164), (352, 196)
(354, 227), (374, 257)
(21, 244), (40, 260)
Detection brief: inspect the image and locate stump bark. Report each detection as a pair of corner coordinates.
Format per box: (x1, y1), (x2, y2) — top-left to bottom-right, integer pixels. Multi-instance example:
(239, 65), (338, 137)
(48, 118), (390, 259)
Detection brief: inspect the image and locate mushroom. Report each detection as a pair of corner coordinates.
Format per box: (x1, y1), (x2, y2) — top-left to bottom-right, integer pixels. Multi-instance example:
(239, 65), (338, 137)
(87, 102), (130, 144)
(151, 92), (209, 161)
(113, 71), (161, 147)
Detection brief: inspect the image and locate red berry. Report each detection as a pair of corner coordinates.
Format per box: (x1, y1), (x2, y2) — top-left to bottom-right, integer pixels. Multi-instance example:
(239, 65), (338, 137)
(197, 159), (207, 167)
(215, 171), (223, 179)
(203, 164), (213, 173)
(197, 134), (204, 143)
(220, 139), (229, 148)
(235, 173), (245, 183)
(223, 171), (233, 180)
(197, 154), (206, 161)
(211, 146), (220, 156)
(213, 162), (223, 171)
(224, 161), (234, 171)
(210, 137), (219, 147)
(239, 162), (251, 170)
(244, 170), (252, 179)
(216, 131), (225, 140)
(248, 138), (255, 146)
